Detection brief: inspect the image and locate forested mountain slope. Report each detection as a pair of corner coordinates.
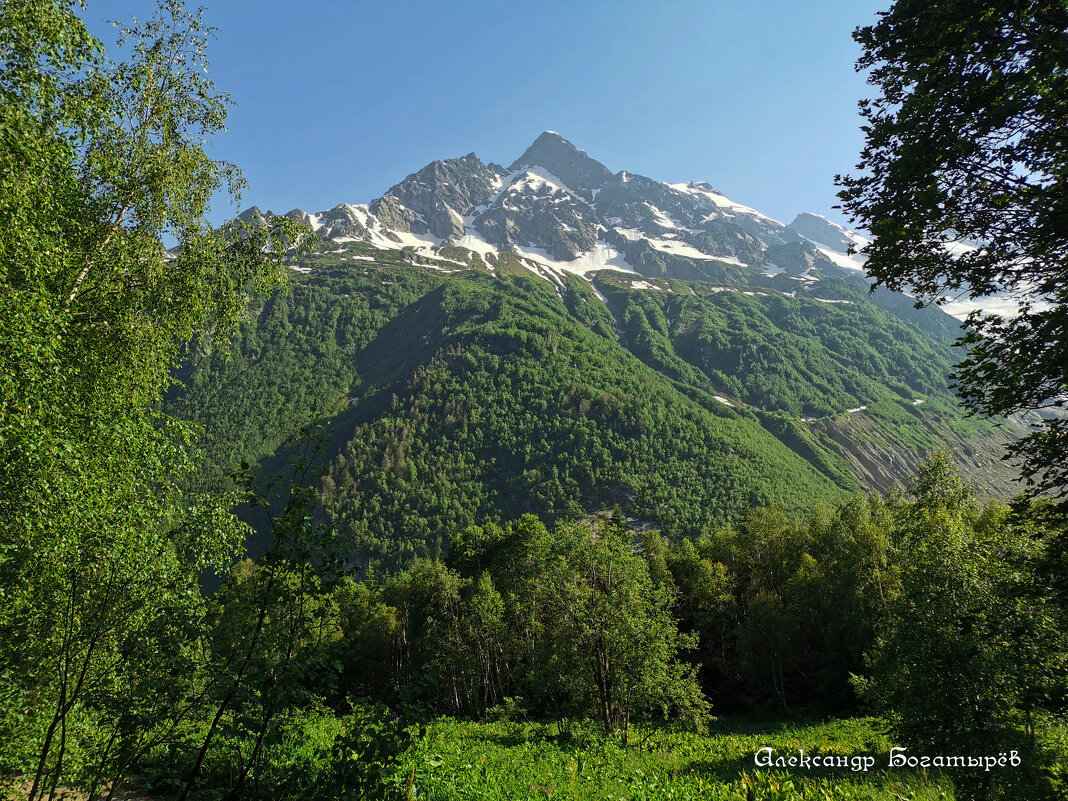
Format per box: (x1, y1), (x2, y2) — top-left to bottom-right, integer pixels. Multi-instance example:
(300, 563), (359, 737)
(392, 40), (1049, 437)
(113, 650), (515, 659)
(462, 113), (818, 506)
(169, 237), (1018, 567)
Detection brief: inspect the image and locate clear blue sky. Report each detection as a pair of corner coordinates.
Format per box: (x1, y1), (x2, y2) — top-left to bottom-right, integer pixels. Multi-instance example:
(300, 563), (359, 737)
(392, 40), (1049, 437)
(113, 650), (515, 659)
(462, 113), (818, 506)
(82, 1), (888, 229)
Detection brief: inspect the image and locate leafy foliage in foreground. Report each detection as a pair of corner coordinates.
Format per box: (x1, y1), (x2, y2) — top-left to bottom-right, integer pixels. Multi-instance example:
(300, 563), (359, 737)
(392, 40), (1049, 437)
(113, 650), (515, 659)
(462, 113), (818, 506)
(0, 3), (299, 800)
(857, 456), (1068, 799)
(838, 0), (1068, 496)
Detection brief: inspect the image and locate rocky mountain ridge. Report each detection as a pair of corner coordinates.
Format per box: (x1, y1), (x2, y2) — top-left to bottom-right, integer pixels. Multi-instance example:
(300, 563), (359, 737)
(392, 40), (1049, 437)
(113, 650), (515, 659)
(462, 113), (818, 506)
(239, 131), (904, 307)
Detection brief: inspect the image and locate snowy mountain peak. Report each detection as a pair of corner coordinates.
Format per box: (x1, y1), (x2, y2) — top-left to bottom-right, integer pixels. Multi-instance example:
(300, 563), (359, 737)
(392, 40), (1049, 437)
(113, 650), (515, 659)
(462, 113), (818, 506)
(677, 180), (721, 196)
(252, 133), (884, 296)
(508, 131), (613, 198)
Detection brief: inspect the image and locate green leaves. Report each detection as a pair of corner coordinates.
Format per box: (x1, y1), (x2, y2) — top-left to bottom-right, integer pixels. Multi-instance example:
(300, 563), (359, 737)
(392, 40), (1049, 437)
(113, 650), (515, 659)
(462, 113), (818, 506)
(856, 459), (1068, 796)
(838, 0), (1068, 497)
(543, 517), (710, 739)
(0, 2), (301, 798)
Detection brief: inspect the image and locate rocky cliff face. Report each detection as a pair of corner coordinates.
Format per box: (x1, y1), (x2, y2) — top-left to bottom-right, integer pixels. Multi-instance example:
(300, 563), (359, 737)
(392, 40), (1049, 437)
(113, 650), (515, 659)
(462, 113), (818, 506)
(508, 131), (614, 199)
(246, 131), (882, 291)
(377, 153), (507, 239)
(812, 411), (1029, 500)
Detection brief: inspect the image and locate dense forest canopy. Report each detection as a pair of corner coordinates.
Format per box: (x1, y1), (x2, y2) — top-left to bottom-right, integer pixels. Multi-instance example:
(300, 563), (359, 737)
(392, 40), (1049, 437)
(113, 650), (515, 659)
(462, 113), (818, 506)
(169, 244), (1007, 569)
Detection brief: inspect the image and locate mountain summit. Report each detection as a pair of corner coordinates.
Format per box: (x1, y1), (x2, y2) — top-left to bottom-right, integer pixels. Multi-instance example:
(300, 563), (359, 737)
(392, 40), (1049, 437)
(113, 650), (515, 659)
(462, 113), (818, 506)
(509, 131), (614, 198)
(256, 131), (886, 298)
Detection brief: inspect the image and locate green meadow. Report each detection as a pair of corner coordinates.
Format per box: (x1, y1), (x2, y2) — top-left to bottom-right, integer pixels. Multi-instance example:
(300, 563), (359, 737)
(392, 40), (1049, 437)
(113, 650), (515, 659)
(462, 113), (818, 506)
(393, 718), (957, 801)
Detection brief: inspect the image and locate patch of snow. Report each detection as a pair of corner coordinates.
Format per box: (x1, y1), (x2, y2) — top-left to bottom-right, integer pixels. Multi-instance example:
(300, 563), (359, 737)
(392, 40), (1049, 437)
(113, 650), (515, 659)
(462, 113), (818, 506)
(445, 203), (464, 228)
(913, 398), (925, 405)
(646, 203), (679, 229)
(710, 254), (748, 267)
(847, 230), (871, 248)
(812, 297), (854, 305)
(519, 258), (567, 290)
(644, 236), (749, 266)
(629, 280), (666, 292)
(939, 294), (1030, 321)
(714, 395), (734, 407)
(343, 203), (373, 224)
(433, 255), (470, 268)
(317, 203), (444, 258)
(810, 242), (868, 272)
(504, 166), (575, 199)
(564, 241), (637, 276)
(351, 255), (375, 261)
(668, 181), (781, 224)
(370, 226), (442, 254)
(647, 237), (717, 260)
(846, 405), (868, 414)
(797, 215), (871, 253)
(915, 273), (1049, 321)
(288, 265), (311, 274)
(589, 281), (609, 304)
(409, 261), (460, 273)
(457, 225), (500, 260)
(512, 244), (566, 271)
(470, 168), (530, 213)
(510, 240), (639, 279)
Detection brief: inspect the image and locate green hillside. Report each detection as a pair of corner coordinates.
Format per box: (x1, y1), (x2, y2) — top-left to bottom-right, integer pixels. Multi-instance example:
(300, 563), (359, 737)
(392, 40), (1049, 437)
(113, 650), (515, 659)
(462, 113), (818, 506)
(168, 243), (986, 567)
